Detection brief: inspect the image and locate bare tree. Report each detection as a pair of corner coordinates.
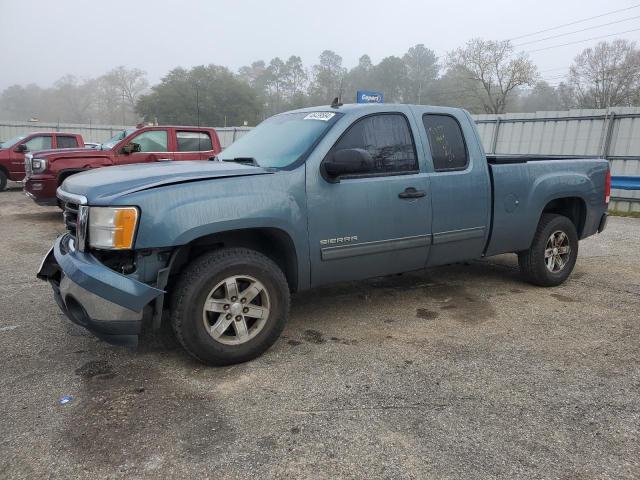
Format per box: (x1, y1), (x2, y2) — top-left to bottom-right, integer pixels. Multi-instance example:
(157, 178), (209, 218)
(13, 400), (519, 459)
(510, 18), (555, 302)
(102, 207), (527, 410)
(569, 40), (640, 109)
(99, 67), (148, 123)
(447, 39), (537, 114)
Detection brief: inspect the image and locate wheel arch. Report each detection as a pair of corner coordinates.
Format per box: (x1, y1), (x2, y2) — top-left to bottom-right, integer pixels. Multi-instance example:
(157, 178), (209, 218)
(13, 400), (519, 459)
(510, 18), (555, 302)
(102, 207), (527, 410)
(57, 168), (87, 186)
(169, 227), (300, 293)
(540, 196), (587, 238)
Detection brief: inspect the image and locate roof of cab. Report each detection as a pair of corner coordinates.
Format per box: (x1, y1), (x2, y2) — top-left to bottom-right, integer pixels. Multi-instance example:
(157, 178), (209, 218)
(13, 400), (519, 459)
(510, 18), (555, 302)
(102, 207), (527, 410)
(284, 103), (465, 116)
(22, 131), (82, 136)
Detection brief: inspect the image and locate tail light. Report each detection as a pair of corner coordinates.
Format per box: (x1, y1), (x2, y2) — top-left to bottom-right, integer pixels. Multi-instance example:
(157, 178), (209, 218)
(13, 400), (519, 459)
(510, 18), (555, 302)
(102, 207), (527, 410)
(605, 169), (611, 204)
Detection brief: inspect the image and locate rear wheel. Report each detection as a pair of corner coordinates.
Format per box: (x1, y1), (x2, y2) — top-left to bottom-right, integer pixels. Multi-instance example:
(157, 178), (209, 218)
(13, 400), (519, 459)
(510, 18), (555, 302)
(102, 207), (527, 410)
(0, 170), (7, 192)
(518, 214), (578, 287)
(170, 248), (290, 366)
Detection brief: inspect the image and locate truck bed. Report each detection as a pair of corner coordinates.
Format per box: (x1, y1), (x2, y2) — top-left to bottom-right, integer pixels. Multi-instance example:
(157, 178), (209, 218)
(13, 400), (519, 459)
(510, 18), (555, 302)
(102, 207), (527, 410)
(484, 156), (609, 257)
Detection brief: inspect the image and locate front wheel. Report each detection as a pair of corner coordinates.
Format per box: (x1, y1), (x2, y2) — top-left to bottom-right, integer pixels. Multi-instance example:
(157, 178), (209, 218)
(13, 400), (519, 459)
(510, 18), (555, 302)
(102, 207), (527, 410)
(0, 170), (7, 192)
(170, 248), (290, 366)
(518, 214), (579, 287)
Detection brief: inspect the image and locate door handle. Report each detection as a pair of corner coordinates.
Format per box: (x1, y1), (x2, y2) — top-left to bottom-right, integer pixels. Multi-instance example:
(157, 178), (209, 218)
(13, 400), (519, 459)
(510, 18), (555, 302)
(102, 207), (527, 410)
(398, 187), (426, 199)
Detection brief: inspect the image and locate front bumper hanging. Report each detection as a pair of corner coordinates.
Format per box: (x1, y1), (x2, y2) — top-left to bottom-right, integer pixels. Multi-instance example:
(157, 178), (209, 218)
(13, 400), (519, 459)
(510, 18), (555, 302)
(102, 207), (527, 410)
(37, 235), (164, 346)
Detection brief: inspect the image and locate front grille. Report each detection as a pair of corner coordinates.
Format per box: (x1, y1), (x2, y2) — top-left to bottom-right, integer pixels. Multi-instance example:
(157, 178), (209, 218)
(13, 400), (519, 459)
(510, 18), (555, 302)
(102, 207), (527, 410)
(24, 154), (33, 176)
(63, 201), (79, 238)
(57, 189), (88, 251)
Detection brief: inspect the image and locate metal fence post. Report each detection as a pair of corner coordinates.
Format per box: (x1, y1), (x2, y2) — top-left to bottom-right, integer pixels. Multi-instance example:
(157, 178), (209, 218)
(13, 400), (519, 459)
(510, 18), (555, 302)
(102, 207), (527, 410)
(601, 112), (616, 160)
(490, 117), (501, 154)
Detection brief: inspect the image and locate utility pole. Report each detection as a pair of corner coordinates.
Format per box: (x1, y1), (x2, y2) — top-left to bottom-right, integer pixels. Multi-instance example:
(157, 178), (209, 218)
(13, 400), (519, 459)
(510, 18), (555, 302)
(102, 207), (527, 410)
(121, 89), (126, 126)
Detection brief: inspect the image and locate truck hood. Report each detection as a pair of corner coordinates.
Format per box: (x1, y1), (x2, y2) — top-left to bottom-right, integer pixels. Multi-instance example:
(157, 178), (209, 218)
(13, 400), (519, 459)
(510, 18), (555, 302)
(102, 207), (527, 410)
(60, 161), (273, 203)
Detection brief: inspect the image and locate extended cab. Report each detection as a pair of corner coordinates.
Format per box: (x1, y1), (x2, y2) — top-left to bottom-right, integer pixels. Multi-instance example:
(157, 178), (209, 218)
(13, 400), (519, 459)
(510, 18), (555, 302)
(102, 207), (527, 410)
(24, 126), (221, 205)
(0, 132), (84, 191)
(38, 104), (610, 366)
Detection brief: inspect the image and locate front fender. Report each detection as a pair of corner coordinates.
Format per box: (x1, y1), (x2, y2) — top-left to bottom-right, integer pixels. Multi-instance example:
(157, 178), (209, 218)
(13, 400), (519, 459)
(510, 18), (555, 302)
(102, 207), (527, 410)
(51, 155), (114, 176)
(123, 169), (311, 288)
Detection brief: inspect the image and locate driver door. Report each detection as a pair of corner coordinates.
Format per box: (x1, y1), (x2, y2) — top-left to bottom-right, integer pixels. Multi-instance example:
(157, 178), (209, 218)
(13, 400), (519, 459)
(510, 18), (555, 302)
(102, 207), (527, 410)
(14, 135), (53, 178)
(115, 129), (173, 165)
(306, 112), (432, 287)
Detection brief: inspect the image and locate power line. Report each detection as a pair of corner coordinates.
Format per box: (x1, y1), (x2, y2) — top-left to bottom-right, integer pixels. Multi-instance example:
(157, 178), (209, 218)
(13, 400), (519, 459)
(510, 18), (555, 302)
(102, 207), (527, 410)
(515, 14), (640, 47)
(525, 27), (640, 53)
(508, 4), (640, 41)
(539, 66), (571, 73)
(542, 64), (640, 81)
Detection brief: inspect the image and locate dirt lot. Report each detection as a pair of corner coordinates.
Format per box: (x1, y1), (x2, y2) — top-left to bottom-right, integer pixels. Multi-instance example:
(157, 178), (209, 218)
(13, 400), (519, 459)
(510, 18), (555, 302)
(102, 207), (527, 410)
(1, 186), (639, 479)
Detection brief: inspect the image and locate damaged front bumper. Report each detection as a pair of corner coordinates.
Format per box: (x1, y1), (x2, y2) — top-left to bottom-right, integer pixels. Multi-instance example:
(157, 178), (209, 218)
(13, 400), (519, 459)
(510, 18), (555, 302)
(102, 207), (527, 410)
(37, 235), (164, 346)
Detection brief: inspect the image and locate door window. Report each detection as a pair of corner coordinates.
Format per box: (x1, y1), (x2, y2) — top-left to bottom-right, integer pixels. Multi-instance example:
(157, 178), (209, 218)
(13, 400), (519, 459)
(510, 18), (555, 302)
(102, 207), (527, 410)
(56, 136), (78, 148)
(177, 131), (213, 151)
(24, 135), (52, 151)
(329, 114), (418, 175)
(422, 114), (469, 171)
(128, 130), (168, 152)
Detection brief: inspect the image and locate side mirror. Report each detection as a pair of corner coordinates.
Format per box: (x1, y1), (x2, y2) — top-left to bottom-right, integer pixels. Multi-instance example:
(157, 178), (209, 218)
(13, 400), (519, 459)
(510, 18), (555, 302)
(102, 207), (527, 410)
(323, 148), (374, 180)
(121, 142), (141, 154)
(15, 143), (28, 153)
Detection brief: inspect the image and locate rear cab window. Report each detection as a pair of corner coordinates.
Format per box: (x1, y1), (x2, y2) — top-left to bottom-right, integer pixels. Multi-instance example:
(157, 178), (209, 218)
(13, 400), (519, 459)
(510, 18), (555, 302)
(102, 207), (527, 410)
(422, 114), (469, 172)
(328, 113), (418, 177)
(177, 131), (213, 151)
(56, 135), (79, 149)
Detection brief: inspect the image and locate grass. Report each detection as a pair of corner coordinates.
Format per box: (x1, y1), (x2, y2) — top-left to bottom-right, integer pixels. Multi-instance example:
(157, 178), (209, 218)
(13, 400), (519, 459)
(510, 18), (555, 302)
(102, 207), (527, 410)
(609, 210), (640, 218)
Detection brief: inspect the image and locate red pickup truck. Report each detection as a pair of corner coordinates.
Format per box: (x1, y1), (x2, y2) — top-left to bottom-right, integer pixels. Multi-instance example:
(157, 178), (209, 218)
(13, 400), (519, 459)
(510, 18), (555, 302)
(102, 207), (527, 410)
(24, 126), (221, 206)
(0, 132), (84, 191)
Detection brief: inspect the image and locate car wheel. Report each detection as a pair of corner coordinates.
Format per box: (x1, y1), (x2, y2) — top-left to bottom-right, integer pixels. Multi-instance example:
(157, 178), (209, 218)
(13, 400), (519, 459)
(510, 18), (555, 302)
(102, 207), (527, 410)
(0, 171), (7, 192)
(170, 248), (290, 366)
(518, 213), (579, 287)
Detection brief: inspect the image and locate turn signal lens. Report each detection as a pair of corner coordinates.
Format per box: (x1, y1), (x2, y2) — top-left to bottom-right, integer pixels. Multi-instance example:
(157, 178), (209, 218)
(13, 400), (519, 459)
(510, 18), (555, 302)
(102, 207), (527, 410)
(605, 169), (611, 205)
(88, 207), (139, 250)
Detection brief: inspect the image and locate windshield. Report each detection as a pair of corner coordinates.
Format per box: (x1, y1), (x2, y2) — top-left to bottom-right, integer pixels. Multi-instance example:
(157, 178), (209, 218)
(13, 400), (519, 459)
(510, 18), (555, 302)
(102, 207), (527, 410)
(218, 111), (342, 168)
(0, 135), (27, 149)
(101, 129), (136, 149)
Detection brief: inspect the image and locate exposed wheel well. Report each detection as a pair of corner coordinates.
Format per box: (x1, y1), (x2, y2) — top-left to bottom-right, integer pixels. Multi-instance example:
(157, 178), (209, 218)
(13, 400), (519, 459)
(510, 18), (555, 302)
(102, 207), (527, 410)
(541, 197), (587, 238)
(170, 228), (299, 292)
(0, 164), (9, 177)
(57, 169), (86, 185)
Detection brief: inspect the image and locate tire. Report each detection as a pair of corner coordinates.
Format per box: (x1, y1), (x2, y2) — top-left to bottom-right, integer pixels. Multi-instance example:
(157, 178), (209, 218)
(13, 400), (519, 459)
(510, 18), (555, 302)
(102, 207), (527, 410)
(518, 214), (579, 287)
(170, 248), (290, 366)
(0, 170), (7, 192)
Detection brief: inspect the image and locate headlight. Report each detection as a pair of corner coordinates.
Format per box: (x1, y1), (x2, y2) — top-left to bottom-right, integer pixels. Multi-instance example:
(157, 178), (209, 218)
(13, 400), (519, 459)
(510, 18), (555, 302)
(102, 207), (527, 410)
(32, 158), (47, 173)
(88, 207), (139, 250)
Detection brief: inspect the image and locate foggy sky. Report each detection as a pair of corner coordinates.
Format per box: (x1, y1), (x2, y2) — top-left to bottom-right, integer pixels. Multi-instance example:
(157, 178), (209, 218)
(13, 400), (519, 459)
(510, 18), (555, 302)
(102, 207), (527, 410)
(1, 0), (639, 90)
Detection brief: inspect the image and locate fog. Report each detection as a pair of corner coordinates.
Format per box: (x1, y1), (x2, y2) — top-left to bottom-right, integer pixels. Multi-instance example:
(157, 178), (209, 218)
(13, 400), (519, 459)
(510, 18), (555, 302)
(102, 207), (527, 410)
(0, 0), (635, 89)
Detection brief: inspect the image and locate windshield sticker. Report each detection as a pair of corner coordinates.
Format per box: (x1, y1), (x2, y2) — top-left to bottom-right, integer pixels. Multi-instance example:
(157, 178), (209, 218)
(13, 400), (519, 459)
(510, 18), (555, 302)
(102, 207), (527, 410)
(304, 112), (336, 122)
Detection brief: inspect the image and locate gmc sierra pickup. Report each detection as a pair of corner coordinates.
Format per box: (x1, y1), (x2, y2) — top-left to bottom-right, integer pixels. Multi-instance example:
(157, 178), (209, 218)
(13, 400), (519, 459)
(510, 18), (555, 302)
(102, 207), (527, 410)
(0, 132), (84, 191)
(24, 125), (221, 205)
(38, 104), (610, 365)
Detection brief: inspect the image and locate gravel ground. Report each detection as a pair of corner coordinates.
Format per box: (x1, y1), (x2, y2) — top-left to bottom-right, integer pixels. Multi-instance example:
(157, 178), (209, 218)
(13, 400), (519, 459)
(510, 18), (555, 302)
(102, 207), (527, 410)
(0, 187), (639, 480)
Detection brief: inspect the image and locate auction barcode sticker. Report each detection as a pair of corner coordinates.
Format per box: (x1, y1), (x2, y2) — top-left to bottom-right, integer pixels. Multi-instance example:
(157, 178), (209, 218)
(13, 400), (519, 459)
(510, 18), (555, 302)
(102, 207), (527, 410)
(304, 112), (336, 121)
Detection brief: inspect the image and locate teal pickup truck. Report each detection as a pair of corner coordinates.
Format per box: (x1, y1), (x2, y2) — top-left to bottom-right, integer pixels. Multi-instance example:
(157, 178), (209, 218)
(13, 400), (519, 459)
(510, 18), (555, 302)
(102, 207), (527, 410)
(38, 104), (610, 365)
